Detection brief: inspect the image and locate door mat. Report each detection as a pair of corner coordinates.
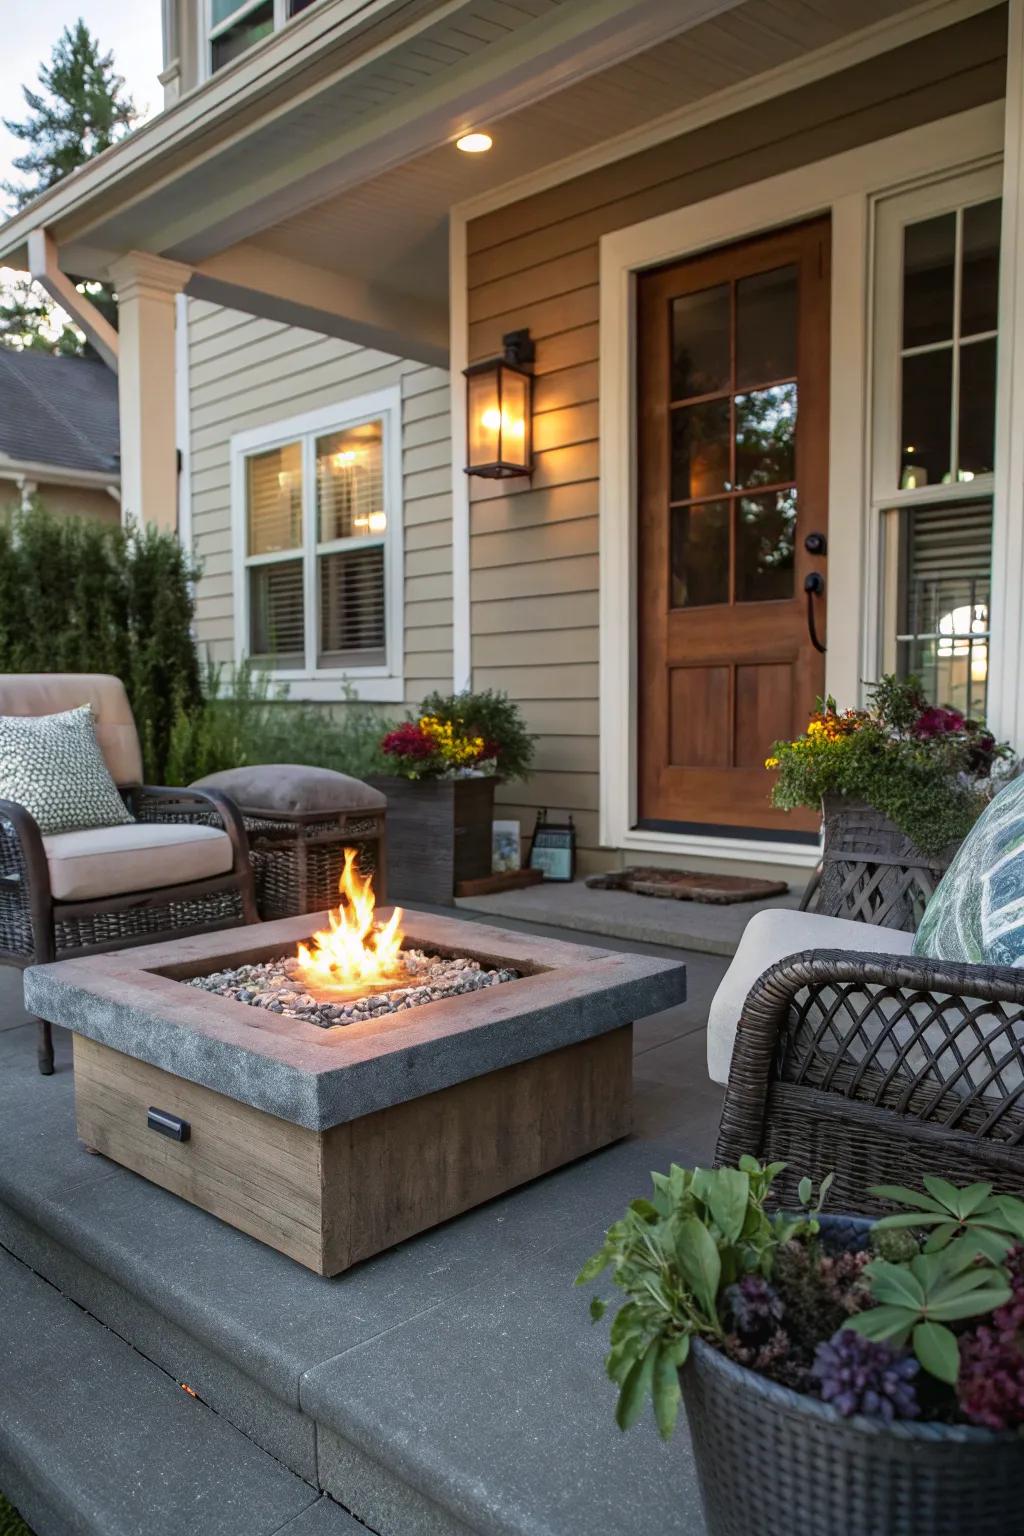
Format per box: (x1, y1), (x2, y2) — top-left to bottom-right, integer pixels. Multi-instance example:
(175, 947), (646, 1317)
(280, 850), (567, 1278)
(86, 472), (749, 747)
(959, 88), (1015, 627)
(585, 867), (789, 904)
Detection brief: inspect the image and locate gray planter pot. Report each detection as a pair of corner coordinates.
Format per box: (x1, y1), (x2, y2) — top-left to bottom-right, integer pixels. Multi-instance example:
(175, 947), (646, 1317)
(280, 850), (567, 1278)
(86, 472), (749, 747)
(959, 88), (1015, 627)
(816, 794), (958, 932)
(681, 1216), (1024, 1536)
(370, 775), (496, 905)
(683, 1336), (1023, 1536)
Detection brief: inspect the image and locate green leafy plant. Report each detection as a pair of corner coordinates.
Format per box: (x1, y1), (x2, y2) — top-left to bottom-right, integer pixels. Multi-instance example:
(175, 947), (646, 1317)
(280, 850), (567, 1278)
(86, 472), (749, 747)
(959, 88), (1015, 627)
(766, 675), (1015, 855)
(0, 502), (201, 781)
(419, 688), (535, 781)
(164, 660), (394, 785)
(581, 1166), (1024, 1439)
(576, 1158), (831, 1438)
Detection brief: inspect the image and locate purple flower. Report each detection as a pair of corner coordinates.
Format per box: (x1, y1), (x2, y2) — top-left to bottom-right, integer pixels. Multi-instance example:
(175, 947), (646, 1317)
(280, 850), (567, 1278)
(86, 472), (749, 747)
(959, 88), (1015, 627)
(914, 706), (966, 738)
(811, 1329), (919, 1422)
(958, 1246), (1024, 1430)
(723, 1276), (784, 1341)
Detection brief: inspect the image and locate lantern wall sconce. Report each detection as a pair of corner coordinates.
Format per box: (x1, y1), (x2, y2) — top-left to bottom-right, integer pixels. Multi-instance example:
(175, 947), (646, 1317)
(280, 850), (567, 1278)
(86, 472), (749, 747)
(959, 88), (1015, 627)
(463, 328), (535, 479)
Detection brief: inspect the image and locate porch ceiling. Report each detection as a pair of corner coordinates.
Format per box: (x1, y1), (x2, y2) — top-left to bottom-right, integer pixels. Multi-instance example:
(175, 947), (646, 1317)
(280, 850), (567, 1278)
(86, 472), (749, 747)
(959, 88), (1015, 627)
(0, 0), (998, 365)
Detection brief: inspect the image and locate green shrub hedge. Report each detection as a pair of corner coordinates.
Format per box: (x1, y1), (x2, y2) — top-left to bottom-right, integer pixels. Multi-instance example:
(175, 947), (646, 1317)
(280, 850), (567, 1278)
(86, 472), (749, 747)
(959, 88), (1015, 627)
(0, 503), (200, 781)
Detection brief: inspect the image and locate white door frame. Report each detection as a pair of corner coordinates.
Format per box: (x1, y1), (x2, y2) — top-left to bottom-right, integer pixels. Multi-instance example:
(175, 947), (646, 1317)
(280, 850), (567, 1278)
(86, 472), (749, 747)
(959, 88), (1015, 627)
(598, 101), (1005, 866)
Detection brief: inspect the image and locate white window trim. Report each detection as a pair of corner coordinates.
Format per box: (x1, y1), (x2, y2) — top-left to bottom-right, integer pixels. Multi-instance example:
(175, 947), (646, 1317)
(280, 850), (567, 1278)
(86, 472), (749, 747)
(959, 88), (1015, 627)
(598, 101), (1004, 869)
(869, 164), (1002, 688)
(230, 386), (404, 703)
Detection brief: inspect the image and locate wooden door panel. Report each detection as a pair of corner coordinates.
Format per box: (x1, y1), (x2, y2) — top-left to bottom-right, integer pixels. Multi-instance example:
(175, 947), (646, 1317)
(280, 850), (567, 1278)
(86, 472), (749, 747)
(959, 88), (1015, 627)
(637, 217), (830, 838)
(668, 667), (731, 769)
(734, 663), (796, 767)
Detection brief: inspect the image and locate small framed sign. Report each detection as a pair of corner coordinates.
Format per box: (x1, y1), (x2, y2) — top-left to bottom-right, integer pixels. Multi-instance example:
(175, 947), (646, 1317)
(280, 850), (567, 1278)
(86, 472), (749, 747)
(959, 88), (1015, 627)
(527, 809), (576, 882)
(492, 819), (521, 874)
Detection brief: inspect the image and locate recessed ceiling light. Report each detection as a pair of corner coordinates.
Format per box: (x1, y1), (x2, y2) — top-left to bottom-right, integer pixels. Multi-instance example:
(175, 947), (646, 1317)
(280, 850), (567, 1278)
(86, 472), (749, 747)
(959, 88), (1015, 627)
(456, 132), (492, 154)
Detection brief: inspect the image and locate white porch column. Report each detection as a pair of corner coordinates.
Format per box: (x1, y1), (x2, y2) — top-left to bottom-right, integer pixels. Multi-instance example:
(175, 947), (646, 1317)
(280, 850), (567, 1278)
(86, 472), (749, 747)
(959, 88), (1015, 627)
(990, 0), (1024, 747)
(109, 252), (192, 533)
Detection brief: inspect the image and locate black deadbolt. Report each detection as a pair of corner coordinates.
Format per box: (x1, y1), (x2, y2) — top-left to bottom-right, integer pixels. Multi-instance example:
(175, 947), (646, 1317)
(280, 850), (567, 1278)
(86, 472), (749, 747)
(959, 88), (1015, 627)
(804, 531), (827, 556)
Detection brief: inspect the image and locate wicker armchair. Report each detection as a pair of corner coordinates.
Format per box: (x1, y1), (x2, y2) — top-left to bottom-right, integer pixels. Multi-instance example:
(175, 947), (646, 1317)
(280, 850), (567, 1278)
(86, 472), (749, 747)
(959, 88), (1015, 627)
(715, 948), (1024, 1213)
(0, 675), (257, 1075)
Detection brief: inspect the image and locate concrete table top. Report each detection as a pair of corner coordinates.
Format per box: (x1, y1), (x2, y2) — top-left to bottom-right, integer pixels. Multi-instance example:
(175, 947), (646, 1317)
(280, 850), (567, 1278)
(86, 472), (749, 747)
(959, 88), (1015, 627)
(25, 910), (687, 1131)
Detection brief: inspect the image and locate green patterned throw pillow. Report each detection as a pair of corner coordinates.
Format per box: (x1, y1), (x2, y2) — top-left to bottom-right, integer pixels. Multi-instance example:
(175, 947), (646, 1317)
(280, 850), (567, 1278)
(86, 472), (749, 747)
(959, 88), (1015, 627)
(0, 705), (133, 834)
(914, 772), (1024, 965)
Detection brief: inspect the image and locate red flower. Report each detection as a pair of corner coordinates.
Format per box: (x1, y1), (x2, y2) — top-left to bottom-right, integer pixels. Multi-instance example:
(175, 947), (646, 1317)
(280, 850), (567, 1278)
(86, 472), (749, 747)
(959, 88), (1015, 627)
(381, 722), (436, 760)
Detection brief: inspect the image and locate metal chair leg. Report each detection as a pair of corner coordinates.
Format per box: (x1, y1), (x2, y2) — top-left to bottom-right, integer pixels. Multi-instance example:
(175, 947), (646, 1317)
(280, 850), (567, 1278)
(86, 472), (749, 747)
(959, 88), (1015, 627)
(36, 1017), (54, 1076)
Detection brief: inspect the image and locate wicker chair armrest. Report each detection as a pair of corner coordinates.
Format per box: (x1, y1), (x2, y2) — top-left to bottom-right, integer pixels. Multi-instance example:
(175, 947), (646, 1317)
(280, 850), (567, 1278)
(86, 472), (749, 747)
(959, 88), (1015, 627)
(716, 948), (1024, 1171)
(0, 796), (53, 958)
(128, 785), (252, 872)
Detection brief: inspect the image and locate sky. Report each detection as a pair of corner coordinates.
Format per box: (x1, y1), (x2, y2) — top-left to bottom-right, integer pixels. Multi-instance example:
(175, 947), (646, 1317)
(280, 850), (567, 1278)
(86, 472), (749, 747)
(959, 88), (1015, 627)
(0, 2), (164, 198)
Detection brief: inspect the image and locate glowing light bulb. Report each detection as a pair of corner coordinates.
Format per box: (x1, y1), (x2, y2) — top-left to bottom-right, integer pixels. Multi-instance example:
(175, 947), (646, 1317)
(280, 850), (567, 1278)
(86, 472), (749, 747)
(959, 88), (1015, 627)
(457, 132), (492, 154)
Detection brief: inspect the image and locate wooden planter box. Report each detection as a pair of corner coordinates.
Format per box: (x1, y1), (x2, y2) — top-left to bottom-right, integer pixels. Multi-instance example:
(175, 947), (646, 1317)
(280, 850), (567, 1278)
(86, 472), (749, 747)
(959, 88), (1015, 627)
(371, 775), (496, 905)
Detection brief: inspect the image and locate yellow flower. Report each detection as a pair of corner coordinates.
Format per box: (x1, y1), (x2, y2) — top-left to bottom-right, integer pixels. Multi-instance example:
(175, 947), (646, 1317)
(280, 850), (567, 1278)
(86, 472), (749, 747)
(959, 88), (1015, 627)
(764, 756), (780, 770)
(807, 720), (825, 736)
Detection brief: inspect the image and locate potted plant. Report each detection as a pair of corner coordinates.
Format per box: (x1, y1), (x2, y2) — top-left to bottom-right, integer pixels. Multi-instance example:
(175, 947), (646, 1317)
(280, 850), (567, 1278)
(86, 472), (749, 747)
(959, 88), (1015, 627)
(578, 1159), (1024, 1536)
(373, 689), (534, 904)
(766, 675), (1014, 928)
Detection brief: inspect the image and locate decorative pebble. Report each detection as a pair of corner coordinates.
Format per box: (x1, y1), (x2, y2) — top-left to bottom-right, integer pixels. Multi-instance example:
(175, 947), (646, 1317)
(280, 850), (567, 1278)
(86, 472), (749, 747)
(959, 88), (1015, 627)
(187, 949), (520, 1029)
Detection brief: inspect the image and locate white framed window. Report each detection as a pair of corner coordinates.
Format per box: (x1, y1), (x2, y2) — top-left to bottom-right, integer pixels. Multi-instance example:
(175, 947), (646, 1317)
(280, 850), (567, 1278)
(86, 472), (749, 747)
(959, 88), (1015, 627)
(872, 162), (1002, 720)
(230, 387), (404, 702)
(205, 0), (318, 76)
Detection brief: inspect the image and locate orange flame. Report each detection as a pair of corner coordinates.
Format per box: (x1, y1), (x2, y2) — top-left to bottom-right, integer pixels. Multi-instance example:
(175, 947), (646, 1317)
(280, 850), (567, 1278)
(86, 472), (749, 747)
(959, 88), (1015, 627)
(295, 848), (404, 993)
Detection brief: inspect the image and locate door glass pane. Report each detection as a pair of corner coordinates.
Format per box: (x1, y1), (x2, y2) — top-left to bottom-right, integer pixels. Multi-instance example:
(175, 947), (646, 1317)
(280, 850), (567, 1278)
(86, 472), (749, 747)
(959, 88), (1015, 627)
(959, 337), (997, 478)
(896, 499), (991, 720)
(250, 560), (304, 667)
(671, 285), (730, 400)
(670, 501), (729, 608)
(316, 419), (384, 542)
(670, 398), (729, 501)
(736, 491), (797, 603)
(734, 383), (796, 488)
(246, 442), (301, 555)
(318, 546), (386, 667)
(903, 213), (955, 348)
(961, 199), (1001, 337)
(900, 349), (952, 489)
(735, 266), (797, 388)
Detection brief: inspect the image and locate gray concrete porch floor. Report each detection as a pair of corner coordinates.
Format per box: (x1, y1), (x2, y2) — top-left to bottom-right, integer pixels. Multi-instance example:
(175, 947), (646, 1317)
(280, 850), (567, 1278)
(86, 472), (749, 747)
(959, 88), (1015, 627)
(455, 877), (804, 956)
(0, 908), (728, 1536)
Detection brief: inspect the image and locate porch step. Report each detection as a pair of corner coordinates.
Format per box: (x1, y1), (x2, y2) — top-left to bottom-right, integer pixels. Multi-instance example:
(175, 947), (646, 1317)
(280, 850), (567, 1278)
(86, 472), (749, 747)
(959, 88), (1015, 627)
(0, 1245), (362, 1536)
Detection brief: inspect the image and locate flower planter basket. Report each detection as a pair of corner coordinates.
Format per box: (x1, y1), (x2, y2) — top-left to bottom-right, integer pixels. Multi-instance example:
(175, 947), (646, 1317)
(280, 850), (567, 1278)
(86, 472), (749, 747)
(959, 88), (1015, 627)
(815, 795), (958, 933)
(370, 775), (495, 905)
(682, 1334), (1023, 1536)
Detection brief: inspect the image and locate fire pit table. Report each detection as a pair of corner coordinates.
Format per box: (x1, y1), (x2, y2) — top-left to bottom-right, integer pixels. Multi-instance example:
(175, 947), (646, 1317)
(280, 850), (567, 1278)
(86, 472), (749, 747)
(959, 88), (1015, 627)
(24, 910), (686, 1275)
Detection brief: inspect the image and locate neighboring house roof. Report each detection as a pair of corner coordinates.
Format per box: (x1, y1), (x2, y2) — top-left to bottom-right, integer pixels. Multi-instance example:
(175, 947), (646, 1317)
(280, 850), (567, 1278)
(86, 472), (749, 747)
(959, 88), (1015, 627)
(0, 349), (119, 478)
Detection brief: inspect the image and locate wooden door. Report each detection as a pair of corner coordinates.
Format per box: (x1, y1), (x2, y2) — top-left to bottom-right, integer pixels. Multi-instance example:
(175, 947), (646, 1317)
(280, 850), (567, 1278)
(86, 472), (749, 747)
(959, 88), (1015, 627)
(637, 218), (830, 837)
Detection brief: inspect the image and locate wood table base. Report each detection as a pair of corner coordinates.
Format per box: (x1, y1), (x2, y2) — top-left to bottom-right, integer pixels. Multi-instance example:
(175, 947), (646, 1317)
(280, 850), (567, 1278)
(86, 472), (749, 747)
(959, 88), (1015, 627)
(73, 1027), (633, 1275)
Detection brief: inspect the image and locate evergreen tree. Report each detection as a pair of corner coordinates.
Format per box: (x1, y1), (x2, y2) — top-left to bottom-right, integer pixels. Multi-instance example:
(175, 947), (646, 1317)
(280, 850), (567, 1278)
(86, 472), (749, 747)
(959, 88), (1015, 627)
(0, 272), (85, 355)
(1, 21), (137, 355)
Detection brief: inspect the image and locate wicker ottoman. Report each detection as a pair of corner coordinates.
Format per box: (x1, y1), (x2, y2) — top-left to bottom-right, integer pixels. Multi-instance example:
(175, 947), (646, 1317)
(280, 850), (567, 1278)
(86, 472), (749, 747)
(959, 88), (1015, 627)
(191, 764), (386, 920)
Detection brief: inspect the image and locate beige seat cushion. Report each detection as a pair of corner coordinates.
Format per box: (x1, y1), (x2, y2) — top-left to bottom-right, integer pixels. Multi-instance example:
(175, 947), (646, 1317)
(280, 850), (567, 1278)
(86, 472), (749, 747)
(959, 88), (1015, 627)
(192, 763), (386, 816)
(707, 909), (916, 1085)
(0, 674), (142, 786)
(43, 822), (233, 902)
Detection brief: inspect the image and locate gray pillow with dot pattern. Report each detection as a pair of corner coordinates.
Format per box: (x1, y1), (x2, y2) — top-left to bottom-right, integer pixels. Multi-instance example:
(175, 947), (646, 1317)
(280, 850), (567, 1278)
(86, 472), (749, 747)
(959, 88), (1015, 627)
(0, 705), (134, 834)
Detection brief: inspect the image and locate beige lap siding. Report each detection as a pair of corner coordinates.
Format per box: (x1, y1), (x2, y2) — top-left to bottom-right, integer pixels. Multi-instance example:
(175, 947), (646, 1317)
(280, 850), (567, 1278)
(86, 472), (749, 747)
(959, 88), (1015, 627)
(186, 300), (452, 706)
(465, 6), (1007, 873)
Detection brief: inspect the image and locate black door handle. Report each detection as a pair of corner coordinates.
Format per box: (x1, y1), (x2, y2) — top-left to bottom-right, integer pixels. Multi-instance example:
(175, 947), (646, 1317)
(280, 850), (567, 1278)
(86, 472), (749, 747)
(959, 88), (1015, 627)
(804, 572), (826, 654)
